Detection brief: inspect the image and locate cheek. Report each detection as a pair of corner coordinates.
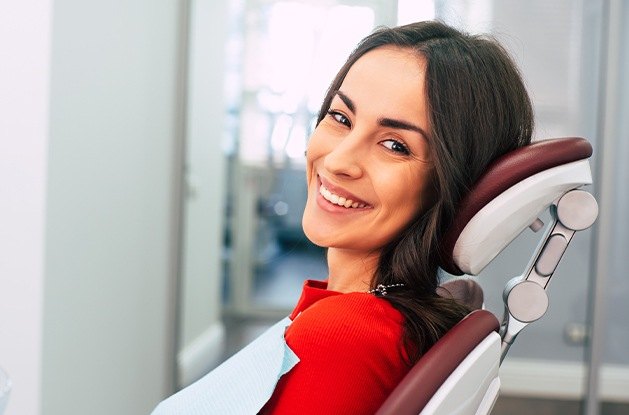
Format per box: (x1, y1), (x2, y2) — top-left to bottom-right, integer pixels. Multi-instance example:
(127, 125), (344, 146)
(377, 168), (430, 221)
(307, 128), (329, 156)
(303, 133), (323, 222)
(305, 130), (329, 180)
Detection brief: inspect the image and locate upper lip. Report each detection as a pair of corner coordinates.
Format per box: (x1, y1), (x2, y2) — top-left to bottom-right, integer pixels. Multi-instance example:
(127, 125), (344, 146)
(318, 175), (370, 206)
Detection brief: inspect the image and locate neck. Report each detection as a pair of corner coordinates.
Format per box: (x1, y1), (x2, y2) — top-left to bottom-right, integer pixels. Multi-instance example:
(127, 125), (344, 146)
(326, 248), (380, 293)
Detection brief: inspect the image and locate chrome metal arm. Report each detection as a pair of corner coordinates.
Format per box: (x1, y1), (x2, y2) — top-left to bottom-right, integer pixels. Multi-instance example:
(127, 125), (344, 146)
(500, 189), (598, 363)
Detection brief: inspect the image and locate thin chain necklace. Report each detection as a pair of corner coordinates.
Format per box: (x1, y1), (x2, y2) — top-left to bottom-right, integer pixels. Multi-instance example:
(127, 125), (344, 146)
(367, 283), (405, 296)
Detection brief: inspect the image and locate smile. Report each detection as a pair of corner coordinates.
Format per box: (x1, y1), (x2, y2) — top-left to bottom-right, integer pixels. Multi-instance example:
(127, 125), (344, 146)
(319, 184), (369, 209)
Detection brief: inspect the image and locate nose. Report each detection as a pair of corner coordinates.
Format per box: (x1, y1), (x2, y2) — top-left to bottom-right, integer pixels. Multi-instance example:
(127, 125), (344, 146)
(322, 129), (366, 179)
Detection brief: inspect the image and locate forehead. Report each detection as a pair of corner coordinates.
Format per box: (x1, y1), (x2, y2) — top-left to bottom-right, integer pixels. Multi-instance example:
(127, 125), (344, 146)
(339, 46), (427, 118)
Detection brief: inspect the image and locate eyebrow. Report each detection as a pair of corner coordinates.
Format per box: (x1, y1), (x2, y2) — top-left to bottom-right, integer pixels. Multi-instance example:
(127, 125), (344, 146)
(334, 90), (429, 139)
(336, 90), (356, 113)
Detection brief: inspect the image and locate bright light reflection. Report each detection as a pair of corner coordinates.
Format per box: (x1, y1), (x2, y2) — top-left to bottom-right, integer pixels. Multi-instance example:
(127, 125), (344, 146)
(239, 108), (270, 162)
(397, 0), (435, 26)
(265, 2), (320, 96)
(307, 5), (375, 113)
(286, 123), (307, 160)
(271, 114), (293, 154)
(243, 2), (377, 162)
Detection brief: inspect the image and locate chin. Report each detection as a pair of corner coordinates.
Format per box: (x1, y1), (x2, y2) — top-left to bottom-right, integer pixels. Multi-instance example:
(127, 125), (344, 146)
(301, 218), (327, 248)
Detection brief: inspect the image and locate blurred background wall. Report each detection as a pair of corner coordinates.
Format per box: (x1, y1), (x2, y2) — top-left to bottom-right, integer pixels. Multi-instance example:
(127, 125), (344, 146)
(1, 0), (184, 414)
(1, 1), (628, 414)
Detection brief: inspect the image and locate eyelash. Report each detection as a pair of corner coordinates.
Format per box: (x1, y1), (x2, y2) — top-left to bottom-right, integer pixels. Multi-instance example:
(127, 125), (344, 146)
(327, 109), (351, 127)
(381, 139), (410, 155)
(326, 109), (411, 156)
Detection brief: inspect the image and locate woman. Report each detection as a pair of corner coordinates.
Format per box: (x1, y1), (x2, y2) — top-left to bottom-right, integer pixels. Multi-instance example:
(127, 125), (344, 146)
(154, 20), (533, 415)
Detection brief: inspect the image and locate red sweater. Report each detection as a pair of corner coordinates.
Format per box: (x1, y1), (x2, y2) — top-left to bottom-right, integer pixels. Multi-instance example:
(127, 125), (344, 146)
(261, 280), (410, 414)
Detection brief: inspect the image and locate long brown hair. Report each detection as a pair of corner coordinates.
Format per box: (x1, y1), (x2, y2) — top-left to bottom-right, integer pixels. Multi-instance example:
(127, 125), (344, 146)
(316, 21), (534, 364)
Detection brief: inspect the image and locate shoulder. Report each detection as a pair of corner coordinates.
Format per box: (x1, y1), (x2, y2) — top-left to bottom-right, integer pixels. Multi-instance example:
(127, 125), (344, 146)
(285, 292), (404, 355)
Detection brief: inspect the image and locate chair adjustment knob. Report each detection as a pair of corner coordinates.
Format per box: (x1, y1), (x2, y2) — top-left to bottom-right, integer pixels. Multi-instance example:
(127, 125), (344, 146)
(505, 280), (549, 323)
(556, 190), (599, 231)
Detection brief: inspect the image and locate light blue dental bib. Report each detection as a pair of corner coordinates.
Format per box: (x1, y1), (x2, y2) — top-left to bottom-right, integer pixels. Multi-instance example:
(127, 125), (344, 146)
(152, 316), (298, 414)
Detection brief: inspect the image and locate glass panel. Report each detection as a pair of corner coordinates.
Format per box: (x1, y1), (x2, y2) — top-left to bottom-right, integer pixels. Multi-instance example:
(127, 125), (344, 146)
(224, 0), (398, 313)
(604, 0), (629, 367)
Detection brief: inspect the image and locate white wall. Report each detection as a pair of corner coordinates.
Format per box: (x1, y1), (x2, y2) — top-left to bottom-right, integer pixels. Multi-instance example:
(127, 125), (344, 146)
(177, 0), (229, 387)
(1, 1), (184, 414)
(42, 1), (182, 414)
(0, 1), (52, 414)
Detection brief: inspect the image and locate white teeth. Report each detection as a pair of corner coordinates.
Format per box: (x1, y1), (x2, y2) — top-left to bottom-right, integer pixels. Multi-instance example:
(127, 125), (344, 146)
(319, 185), (366, 209)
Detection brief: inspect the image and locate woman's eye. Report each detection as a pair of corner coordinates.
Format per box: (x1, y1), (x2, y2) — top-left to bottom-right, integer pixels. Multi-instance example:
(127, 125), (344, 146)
(381, 139), (410, 155)
(327, 110), (351, 127)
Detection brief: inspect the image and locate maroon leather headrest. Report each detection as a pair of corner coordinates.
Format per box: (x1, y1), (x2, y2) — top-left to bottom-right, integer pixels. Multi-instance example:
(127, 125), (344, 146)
(440, 137), (593, 275)
(376, 309), (500, 415)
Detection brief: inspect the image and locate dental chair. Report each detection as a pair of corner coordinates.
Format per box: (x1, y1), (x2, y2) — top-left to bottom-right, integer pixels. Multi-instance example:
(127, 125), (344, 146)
(376, 137), (598, 415)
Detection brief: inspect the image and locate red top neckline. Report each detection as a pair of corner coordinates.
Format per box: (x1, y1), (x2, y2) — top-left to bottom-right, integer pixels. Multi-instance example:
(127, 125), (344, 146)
(289, 280), (342, 320)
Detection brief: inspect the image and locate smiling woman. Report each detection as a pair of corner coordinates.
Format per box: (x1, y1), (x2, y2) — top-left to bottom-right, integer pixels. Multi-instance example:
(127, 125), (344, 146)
(303, 47), (434, 279)
(152, 20), (533, 415)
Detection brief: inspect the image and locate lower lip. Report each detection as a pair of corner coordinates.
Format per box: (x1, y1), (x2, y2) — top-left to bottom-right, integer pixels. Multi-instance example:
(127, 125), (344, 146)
(315, 188), (371, 214)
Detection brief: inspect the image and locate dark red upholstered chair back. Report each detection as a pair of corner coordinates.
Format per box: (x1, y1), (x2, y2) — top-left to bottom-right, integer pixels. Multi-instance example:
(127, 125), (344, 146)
(376, 310), (499, 415)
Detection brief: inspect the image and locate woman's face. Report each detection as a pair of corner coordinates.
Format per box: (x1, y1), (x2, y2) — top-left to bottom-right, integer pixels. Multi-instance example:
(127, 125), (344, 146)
(302, 46), (434, 253)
